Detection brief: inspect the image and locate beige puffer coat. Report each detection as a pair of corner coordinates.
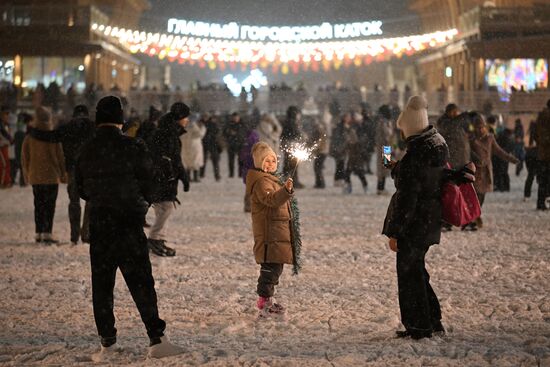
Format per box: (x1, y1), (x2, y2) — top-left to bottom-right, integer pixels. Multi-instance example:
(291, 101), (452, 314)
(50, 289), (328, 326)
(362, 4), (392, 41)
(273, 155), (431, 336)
(245, 169), (294, 264)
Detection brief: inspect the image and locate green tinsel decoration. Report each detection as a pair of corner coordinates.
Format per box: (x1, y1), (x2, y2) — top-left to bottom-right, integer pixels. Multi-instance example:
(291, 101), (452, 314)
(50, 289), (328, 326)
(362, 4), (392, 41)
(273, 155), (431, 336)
(277, 174), (303, 275)
(289, 195), (303, 275)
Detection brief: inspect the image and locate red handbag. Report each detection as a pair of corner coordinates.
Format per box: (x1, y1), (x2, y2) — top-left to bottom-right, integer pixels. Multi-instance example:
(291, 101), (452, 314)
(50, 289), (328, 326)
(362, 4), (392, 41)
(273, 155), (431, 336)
(441, 165), (481, 227)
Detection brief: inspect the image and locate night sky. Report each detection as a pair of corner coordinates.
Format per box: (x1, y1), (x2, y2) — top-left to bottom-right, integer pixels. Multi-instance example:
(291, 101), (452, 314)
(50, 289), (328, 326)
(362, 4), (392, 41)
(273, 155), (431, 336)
(141, 0), (420, 36)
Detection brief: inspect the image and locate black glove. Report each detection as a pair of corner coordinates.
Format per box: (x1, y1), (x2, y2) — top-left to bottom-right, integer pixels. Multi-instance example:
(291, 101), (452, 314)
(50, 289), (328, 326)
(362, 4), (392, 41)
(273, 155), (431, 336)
(444, 166), (475, 185)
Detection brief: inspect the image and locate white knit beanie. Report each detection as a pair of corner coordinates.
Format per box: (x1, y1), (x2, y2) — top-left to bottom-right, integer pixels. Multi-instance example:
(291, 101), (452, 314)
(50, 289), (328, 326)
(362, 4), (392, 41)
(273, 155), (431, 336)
(397, 95), (429, 138)
(252, 142), (277, 169)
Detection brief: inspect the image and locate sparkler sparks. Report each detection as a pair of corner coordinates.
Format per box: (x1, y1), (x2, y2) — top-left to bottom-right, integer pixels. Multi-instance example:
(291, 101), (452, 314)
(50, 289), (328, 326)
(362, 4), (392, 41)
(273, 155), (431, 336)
(284, 142), (319, 178)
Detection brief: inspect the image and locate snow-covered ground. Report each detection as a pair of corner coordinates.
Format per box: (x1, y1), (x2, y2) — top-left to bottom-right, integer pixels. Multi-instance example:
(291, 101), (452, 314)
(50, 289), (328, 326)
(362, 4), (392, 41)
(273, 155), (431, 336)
(1, 156), (549, 366)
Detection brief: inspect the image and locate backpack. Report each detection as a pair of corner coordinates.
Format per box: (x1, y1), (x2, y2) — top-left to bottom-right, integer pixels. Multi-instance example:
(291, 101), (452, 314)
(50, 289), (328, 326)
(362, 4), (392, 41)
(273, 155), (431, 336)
(441, 163), (481, 227)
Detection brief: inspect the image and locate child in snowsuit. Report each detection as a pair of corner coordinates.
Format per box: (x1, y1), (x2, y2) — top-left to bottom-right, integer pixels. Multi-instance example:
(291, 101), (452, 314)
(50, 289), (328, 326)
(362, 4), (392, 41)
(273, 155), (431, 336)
(245, 142), (294, 318)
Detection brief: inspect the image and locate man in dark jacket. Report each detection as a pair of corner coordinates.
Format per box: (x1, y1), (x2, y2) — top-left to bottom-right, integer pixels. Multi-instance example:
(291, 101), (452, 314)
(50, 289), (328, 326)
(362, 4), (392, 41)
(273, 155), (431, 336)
(281, 106), (304, 188)
(535, 99), (550, 210)
(28, 104), (95, 244)
(200, 113), (221, 181)
(223, 112), (246, 178)
(147, 102), (190, 256)
(383, 96), (449, 340)
(75, 96), (183, 360)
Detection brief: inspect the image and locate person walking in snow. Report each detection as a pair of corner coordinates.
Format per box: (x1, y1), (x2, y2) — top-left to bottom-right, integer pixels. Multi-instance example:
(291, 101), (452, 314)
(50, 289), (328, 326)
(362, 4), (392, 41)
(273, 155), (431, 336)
(535, 99), (550, 210)
(75, 96), (184, 360)
(223, 112), (246, 178)
(245, 142), (298, 318)
(257, 113), (282, 155)
(375, 105), (394, 194)
(200, 113), (222, 181)
(181, 115), (206, 183)
(281, 106), (305, 188)
(338, 113), (367, 194)
(22, 106), (67, 244)
(467, 113), (519, 230)
(147, 102), (191, 256)
(27, 105), (95, 244)
(382, 96), (449, 340)
(0, 105), (13, 188)
(240, 120), (260, 212)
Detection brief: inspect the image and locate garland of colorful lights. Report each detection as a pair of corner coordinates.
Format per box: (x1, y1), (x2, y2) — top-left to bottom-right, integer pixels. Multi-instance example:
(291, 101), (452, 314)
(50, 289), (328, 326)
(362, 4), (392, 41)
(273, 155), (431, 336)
(91, 23), (458, 74)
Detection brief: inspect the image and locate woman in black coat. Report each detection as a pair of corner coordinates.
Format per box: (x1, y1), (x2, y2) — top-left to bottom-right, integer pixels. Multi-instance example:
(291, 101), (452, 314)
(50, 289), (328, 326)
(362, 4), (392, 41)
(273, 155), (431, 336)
(146, 103), (190, 256)
(382, 95), (449, 340)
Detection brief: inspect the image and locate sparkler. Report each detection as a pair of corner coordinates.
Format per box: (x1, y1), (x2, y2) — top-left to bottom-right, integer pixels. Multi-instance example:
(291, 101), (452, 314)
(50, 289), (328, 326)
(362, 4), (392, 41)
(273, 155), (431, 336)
(286, 142), (317, 178)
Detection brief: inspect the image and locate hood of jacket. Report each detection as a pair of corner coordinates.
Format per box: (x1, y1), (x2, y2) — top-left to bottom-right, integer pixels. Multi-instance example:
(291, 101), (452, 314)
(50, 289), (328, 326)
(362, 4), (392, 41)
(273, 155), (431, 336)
(406, 125), (448, 165)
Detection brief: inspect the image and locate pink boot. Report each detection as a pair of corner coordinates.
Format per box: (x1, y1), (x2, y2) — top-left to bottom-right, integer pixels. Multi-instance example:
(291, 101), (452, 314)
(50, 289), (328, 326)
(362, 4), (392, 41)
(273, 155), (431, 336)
(257, 296), (286, 318)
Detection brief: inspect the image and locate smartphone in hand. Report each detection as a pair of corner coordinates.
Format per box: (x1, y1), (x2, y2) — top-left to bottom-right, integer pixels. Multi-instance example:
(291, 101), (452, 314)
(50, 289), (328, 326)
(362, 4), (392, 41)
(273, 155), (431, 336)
(383, 145), (392, 168)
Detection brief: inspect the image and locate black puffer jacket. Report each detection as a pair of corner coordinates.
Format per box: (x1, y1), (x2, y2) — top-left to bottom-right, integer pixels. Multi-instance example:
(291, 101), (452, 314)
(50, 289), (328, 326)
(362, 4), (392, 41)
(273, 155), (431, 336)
(382, 126), (449, 246)
(75, 126), (154, 215)
(148, 112), (189, 202)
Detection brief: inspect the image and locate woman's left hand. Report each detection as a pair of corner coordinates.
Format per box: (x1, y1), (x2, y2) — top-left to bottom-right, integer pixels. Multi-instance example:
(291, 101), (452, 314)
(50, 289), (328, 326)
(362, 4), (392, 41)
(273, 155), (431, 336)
(389, 237), (398, 252)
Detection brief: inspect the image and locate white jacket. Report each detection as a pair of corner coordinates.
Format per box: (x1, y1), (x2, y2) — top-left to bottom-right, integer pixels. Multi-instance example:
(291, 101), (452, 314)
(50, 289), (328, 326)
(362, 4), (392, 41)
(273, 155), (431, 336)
(181, 121), (206, 170)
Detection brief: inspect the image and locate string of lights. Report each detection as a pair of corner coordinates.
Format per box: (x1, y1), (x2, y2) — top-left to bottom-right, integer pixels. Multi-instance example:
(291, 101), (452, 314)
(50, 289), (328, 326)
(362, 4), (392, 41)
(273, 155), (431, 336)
(91, 23), (458, 74)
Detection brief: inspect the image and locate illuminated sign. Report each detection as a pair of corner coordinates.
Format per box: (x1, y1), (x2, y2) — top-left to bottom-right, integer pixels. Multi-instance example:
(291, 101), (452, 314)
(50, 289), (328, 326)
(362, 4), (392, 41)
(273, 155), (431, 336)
(167, 19), (383, 43)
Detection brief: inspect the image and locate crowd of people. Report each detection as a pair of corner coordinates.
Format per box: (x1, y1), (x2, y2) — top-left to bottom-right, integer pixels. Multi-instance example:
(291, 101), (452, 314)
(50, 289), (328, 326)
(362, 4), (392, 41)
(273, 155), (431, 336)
(1, 88), (550, 360)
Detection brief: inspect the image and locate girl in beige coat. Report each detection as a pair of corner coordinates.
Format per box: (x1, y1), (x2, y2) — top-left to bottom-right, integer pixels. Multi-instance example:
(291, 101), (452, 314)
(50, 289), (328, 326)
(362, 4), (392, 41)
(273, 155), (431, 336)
(245, 142), (294, 318)
(22, 107), (66, 243)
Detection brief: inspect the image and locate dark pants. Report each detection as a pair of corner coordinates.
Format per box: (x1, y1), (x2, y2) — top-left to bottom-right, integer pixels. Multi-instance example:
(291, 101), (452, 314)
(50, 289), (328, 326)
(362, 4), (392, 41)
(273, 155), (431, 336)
(228, 148), (241, 177)
(493, 160), (510, 192)
(524, 153), (539, 198)
(477, 192), (486, 207)
(334, 158), (346, 181)
(257, 263), (284, 297)
(10, 159), (24, 186)
(201, 146), (220, 180)
(313, 154), (326, 188)
(377, 177), (386, 191)
(344, 166), (367, 188)
(67, 170), (90, 243)
(537, 161), (550, 209)
(396, 241), (441, 333)
(32, 184), (58, 234)
(89, 208), (165, 345)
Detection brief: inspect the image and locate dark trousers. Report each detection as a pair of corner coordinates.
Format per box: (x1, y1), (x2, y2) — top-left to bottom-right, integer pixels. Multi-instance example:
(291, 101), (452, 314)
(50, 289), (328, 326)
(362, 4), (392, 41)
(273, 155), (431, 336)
(493, 160), (510, 192)
(477, 192), (486, 207)
(67, 170), (90, 243)
(377, 177), (386, 191)
(524, 155), (539, 198)
(313, 154), (326, 188)
(10, 159), (24, 186)
(537, 161), (550, 209)
(228, 148), (241, 177)
(396, 241), (441, 333)
(344, 166), (367, 187)
(334, 158), (346, 181)
(32, 184), (58, 234)
(257, 263), (284, 297)
(89, 208), (165, 344)
(201, 146), (220, 180)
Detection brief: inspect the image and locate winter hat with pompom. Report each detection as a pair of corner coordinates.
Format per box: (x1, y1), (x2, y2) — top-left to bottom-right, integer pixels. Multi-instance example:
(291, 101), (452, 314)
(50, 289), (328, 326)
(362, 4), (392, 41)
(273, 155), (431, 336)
(252, 142), (277, 170)
(397, 95), (429, 138)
